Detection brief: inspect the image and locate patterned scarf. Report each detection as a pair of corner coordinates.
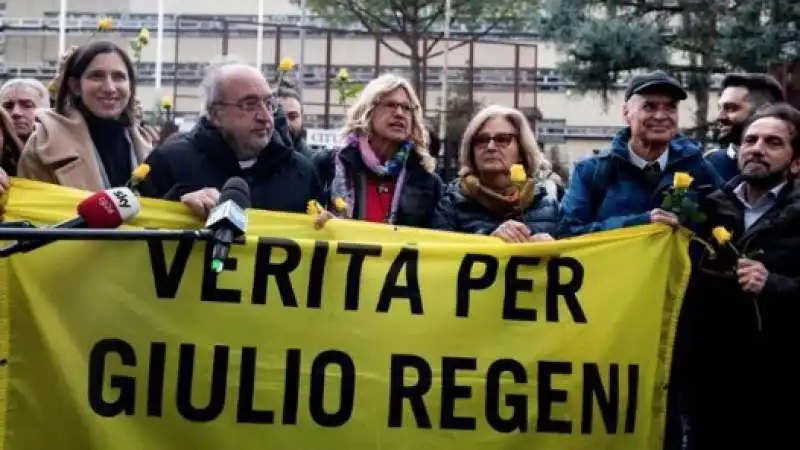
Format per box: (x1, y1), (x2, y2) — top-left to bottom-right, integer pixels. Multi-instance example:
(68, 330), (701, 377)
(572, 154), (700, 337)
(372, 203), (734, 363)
(330, 133), (413, 223)
(459, 174), (536, 219)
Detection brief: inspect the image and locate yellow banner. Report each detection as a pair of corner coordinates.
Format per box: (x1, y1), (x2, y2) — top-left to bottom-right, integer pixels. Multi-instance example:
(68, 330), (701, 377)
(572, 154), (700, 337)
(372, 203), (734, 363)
(0, 179), (689, 450)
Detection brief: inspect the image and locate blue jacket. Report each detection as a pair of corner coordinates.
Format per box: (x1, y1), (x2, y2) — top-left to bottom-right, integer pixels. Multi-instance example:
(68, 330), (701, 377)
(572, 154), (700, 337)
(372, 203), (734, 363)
(705, 146), (739, 184)
(557, 128), (722, 237)
(432, 181), (559, 235)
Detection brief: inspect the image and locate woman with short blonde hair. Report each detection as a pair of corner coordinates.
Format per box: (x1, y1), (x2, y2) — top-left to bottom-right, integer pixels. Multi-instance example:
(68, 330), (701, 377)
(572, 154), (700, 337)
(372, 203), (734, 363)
(316, 73), (443, 228)
(432, 104), (558, 241)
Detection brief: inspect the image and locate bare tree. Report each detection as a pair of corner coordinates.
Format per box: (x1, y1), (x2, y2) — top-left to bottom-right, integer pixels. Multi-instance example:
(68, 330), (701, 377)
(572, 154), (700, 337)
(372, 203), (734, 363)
(296, 0), (540, 93)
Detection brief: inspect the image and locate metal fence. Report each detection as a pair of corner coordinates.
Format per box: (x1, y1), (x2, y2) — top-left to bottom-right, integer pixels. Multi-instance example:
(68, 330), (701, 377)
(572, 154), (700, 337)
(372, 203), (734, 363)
(169, 16), (539, 129)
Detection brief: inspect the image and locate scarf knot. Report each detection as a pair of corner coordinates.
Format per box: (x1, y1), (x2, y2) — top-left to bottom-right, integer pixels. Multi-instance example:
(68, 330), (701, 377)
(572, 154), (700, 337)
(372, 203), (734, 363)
(330, 133), (413, 223)
(459, 174), (537, 220)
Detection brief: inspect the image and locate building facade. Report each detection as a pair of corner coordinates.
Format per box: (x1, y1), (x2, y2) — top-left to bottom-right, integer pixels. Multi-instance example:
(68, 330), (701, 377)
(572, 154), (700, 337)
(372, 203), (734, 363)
(1, 0), (721, 161)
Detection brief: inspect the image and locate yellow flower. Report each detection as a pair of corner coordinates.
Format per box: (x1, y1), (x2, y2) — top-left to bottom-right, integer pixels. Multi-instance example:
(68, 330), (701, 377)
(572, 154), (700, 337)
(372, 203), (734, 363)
(337, 68), (350, 80)
(131, 163), (151, 180)
(333, 197), (348, 212)
(509, 164), (527, 185)
(138, 27), (151, 44)
(97, 17), (114, 31)
(160, 96), (173, 110)
(712, 226), (733, 246)
(673, 172), (694, 189)
(279, 57), (295, 72)
(306, 200), (323, 216)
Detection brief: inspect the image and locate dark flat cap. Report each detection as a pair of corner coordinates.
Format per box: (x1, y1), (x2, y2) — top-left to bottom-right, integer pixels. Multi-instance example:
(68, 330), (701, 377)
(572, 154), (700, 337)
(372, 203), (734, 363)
(625, 70), (688, 101)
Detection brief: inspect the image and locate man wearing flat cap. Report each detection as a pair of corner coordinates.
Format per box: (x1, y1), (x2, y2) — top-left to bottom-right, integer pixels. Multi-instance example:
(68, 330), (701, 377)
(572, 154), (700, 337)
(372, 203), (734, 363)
(557, 70), (721, 237)
(557, 70), (722, 449)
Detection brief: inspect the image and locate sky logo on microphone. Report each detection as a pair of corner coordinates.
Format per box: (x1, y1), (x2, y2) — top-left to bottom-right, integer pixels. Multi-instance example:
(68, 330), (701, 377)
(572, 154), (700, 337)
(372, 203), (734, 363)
(105, 188), (141, 222)
(113, 190), (132, 208)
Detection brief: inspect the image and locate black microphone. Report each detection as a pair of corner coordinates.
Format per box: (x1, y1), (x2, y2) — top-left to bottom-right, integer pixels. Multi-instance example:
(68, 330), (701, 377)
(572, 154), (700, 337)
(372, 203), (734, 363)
(206, 177), (251, 273)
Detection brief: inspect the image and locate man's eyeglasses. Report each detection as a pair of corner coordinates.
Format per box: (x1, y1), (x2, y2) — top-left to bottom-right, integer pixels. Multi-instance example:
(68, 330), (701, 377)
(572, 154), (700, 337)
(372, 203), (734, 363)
(216, 96), (278, 113)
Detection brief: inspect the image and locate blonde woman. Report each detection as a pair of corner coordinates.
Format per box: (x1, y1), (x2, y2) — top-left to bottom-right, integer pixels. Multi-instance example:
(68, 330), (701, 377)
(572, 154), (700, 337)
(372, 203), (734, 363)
(316, 73), (443, 227)
(432, 105), (558, 242)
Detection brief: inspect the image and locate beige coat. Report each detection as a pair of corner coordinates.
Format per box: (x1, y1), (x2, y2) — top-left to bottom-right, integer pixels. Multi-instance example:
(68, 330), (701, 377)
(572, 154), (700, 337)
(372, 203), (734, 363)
(18, 109), (152, 191)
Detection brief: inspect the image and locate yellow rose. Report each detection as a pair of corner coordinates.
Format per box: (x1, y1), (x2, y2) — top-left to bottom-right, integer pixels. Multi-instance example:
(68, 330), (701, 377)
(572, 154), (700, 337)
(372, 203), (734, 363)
(333, 197), (348, 212)
(336, 68), (350, 80)
(279, 57), (295, 72)
(509, 164), (527, 185)
(131, 163), (151, 180)
(97, 17), (114, 31)
(138, 27), (151, 44)
(711, 226), (732, 246)
(160, 96), (173, 110)
(673, 172), (694, 189)
(306, 200), (323, 216)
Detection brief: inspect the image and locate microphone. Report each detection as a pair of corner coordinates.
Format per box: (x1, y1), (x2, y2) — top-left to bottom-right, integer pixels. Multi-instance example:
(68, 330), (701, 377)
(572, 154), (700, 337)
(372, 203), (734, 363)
(206, 177), (250, 273)
(0, 187), (140, 255)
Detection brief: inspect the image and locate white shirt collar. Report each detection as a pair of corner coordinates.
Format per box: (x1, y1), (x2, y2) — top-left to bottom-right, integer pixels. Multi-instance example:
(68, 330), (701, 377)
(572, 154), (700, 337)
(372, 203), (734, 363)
(628, 145), (669, 171)
(238, 158), (257, 169)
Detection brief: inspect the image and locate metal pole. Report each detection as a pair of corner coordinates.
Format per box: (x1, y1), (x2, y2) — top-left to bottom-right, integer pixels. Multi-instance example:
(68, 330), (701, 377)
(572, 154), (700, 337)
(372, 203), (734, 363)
(0, 228), (214, 241)
(298, 0), (308, 99)
(58, 0), (67, 55)
(256, 0), (265, 72)
(171, 17), (181, 113)
(0, 229), (217, 258)
(438, 0), (452, 149)
(154, 0), (166, 92)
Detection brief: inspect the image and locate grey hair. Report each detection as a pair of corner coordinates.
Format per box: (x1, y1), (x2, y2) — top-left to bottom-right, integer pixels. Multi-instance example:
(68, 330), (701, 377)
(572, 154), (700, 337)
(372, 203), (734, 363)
(458, 104), (543, 177)
(0, 78), (50, 108)
(199, 55), (250, 115)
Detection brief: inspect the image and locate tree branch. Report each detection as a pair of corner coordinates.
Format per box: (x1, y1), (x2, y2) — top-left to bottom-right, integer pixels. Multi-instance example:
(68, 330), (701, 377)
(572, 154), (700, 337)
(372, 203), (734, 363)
(376, 35), (414, 59)
(426, 38), (471, 58)
(423, 6), (455, 53)
(387, 0), (410, 30)
(425, 3), (516, 56)
(418, 1), (447, 30)
(340, 0), (403, 33)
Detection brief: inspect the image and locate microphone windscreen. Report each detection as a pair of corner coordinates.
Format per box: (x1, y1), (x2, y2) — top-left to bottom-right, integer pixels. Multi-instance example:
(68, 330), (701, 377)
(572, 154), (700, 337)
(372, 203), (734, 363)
(77, 188), (140, 228)
(219, 177), (251, 209)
